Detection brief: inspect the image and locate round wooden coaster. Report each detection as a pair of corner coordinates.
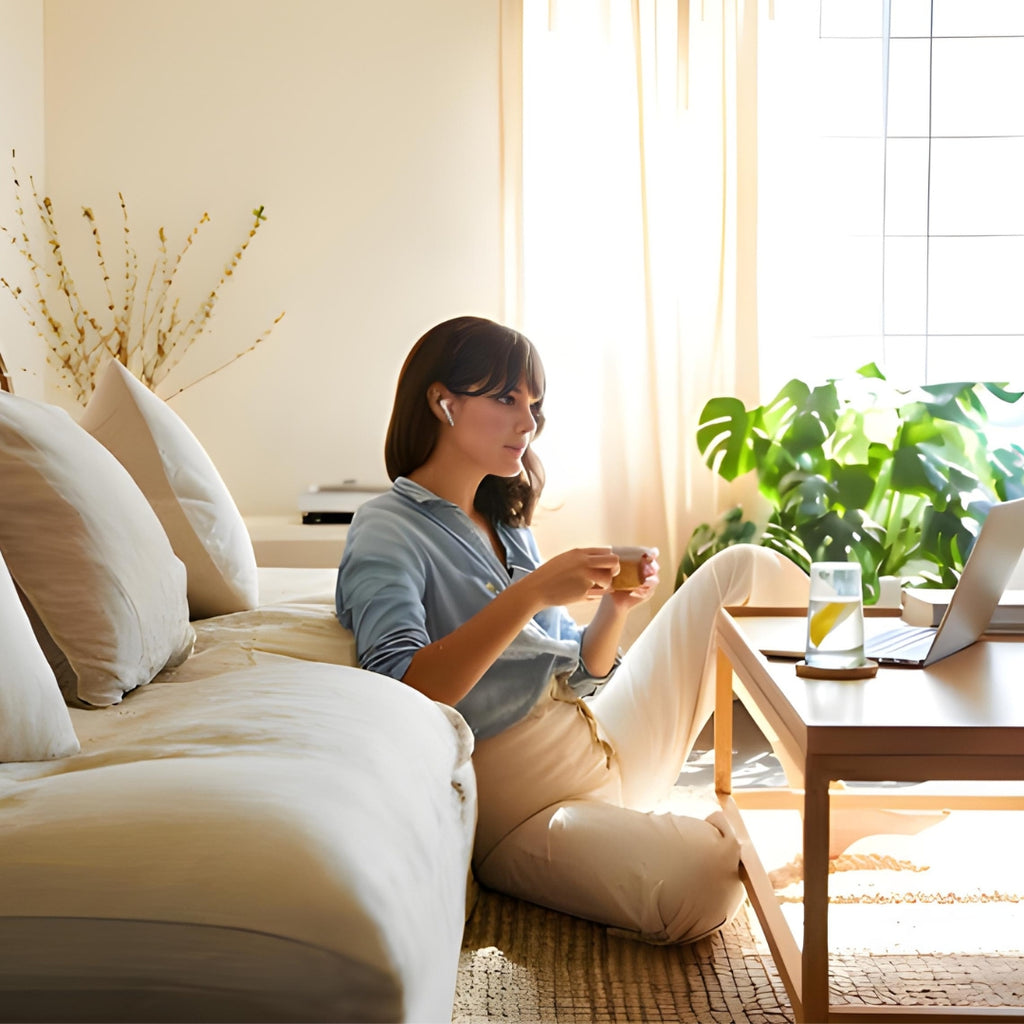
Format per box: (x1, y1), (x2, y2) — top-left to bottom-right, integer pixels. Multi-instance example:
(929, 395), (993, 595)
(795, 659), (879, 680)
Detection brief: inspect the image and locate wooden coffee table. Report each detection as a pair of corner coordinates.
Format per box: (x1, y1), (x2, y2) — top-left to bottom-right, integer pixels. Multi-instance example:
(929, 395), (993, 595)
(713, 608), (1024, 1023)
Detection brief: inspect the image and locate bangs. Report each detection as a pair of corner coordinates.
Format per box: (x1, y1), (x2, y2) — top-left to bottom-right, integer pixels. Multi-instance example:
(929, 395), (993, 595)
(449, 328), (545, 403)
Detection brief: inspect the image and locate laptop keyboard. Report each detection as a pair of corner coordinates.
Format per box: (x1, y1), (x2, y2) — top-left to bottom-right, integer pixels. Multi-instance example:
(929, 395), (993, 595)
(865, 624), (936, 656)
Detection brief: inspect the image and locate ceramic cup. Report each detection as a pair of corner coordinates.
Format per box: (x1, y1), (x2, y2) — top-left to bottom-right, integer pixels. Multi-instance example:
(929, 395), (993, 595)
(611, 546), (655, 591)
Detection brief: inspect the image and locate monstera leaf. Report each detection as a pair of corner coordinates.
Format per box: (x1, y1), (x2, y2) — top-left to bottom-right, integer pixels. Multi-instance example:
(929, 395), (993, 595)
(696, 397), (762, 481)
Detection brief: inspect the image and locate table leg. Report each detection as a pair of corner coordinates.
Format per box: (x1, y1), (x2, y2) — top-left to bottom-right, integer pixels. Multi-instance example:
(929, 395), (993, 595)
(802, 771), (832, 1022)
(715, 647), (734, 796)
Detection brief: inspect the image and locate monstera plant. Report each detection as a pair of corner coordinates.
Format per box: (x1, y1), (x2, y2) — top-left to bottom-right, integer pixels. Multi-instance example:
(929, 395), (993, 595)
(678, 364), (1024, 603)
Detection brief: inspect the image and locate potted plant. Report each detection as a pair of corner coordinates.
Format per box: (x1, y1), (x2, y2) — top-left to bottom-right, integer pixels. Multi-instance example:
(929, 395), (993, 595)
(678, 364), (1024, 603)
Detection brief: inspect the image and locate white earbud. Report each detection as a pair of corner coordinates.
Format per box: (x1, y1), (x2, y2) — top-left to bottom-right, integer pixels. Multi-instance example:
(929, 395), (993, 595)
(439, 398), (455, 427)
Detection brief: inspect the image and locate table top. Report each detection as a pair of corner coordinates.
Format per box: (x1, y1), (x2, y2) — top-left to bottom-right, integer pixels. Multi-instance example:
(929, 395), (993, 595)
(718, 611), (1024, 764)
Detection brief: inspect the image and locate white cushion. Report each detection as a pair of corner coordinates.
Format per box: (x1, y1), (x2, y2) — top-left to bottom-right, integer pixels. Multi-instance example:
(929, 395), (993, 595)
(0, 551), (80, 761)
(80, 360), (258, 620)
(0, 391), (194, 706)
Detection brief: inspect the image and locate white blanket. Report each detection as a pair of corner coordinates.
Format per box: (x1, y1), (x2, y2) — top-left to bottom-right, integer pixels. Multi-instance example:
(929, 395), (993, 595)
(0, 569), (476, 1023)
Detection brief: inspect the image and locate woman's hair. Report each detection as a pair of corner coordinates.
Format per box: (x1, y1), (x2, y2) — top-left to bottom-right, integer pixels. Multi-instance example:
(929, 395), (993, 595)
(385, 316), (546, 526)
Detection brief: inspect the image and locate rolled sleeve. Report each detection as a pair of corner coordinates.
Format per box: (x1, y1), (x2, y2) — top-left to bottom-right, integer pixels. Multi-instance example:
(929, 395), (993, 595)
(336, 518), (431, 682)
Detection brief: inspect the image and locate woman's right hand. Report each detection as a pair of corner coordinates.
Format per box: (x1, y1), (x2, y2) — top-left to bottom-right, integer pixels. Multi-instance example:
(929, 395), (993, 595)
(518, 547), (621, 609)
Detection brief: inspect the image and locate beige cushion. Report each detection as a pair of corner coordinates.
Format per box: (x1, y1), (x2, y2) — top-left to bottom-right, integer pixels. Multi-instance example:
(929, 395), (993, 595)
(0, 551), (80, 761)
(80, 361), (258, 620)
(0, 392), (194, 706)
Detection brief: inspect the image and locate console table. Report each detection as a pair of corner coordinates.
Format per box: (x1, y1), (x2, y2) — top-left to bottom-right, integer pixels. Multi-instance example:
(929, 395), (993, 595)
(713, 609), (1024, 1023)
(244, 515), (349, 569)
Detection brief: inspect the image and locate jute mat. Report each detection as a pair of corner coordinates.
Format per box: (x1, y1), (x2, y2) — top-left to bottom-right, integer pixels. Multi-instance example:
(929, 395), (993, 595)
(453, 809), (1024, 1023)
(454, 889), (790, 1023)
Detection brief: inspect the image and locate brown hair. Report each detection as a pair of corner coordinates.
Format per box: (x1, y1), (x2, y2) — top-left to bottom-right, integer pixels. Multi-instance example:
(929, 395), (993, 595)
(384, 316), (546, 526)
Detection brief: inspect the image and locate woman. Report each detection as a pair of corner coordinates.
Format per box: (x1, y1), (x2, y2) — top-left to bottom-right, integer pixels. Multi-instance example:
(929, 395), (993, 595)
(336, 315), (808, 944)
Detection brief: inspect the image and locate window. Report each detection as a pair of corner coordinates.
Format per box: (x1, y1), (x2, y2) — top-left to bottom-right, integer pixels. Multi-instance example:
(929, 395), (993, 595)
(758, 0), (1024, 398)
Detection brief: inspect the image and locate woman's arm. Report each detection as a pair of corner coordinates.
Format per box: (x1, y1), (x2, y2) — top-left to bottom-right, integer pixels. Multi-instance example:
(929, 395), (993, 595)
(402, 546), (621, 704)
(579, 552), (661, 677)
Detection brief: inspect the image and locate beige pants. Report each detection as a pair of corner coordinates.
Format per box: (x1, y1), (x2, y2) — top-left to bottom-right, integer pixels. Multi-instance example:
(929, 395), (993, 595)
(472, 544), (810, 944)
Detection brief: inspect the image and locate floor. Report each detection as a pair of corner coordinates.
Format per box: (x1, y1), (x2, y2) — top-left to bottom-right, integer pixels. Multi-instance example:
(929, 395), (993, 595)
(678, 699), (788, 789)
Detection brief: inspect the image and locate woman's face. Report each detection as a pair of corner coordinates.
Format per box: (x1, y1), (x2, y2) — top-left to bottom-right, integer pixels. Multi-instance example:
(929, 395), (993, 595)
(446, 376), (541, 479)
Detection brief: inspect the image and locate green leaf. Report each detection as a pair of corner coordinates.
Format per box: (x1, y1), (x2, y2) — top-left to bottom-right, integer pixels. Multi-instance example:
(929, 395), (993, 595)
(776, 381), (840, 453)
(760, 522), (811, 573)
(675, 507), (759, 586)
(891, 444), (952, 499)
(912, 384), (986, 431)
(991, 445), (1024, 500)
(830, 463), (877, 510)
(855, 361), (886, 380)
(982, 382), (1024, 404)
(920, 507), (979, 584)
(696, 397), (758, 481)
(761, 379), (810, 438)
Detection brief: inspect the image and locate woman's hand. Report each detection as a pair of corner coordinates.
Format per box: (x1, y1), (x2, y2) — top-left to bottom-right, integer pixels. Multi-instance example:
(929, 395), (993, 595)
(605, 547), (660, 610)
(403, 546), (620, 704)
(520, 547), (621, 609)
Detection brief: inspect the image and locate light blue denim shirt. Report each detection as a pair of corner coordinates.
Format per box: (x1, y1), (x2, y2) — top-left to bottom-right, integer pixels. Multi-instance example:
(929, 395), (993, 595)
(335, 477), (617, 739)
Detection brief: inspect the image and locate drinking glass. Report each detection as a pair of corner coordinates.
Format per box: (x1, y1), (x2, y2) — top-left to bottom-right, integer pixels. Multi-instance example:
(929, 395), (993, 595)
(805, 561), (865, 670)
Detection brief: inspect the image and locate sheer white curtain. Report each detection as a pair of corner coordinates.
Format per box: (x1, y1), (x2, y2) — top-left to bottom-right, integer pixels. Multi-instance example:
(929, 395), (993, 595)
(501, 0), (763, 637)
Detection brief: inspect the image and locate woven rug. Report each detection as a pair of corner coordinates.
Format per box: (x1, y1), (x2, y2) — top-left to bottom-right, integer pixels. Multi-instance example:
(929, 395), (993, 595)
(453, 808), (1024, 1023)
(455, 889), (790, 1023)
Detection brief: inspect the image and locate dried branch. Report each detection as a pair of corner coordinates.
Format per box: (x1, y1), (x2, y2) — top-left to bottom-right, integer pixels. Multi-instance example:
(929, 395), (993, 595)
(0, 167), (283, 404)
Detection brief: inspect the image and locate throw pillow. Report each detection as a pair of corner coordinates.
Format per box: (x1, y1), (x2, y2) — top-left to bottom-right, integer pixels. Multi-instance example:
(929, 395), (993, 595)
(80, 360), (259, 620)
(0, 551), (80, 761)
(0, 391), (194, 706)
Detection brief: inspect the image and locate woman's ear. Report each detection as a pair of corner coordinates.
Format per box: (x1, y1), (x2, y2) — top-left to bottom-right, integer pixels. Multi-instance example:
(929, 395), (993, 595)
(428, 386), (455, 427)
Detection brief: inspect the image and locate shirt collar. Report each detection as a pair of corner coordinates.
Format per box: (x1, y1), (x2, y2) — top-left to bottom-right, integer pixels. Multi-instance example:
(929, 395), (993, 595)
(393, 476), (453, 508)
(393, 476), (516, 552)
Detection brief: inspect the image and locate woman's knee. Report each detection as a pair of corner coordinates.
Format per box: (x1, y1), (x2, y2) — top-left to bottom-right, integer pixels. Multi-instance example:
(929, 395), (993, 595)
(473, 801), (745, 945)
(690, 543), (808, 608)
(651, 811), (745, 943)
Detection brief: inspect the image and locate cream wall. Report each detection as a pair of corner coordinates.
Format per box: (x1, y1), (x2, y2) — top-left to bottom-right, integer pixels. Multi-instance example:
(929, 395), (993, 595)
(0, 0), (46, 395)
(39, 0), (504, 514)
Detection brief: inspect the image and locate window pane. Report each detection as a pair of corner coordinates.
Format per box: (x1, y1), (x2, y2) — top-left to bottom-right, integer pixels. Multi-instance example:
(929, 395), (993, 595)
(934, 0), (1024, 36)
(929, 236), (1024, 334)
(930, 137), (1024, 235)
(885, 138), (929, 234)
(882, 335), (929, 384)
(818, 137), (884, 236)
(887, 38), (931, 137)
(814, 39), (884, 135)
(812, 235), (884, 337)
(820, 0), (883, 37)
(927, 336), (1024, 385)
(884, 237), (928, 333)
(890, 0), (932, 37)
(932, 38), (1024, 136)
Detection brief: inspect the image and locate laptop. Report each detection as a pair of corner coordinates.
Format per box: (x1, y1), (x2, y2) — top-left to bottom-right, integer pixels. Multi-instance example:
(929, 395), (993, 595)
(866, 496), (1024, 666)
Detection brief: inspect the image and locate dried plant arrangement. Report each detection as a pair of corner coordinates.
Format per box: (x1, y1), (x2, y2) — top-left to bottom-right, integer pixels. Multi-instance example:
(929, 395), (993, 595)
(0, 165), (284, 405)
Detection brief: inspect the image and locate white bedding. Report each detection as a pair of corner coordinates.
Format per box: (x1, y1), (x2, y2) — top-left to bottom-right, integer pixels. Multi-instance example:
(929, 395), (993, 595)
(0, 569), (476, 1023)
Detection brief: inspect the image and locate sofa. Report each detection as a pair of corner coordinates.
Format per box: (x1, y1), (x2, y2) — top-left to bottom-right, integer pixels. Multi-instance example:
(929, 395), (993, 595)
(0, 359), (477, 1023)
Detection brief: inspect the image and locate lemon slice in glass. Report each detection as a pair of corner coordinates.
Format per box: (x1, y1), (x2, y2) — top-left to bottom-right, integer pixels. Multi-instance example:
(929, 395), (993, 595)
(808, 600), (857, 647)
